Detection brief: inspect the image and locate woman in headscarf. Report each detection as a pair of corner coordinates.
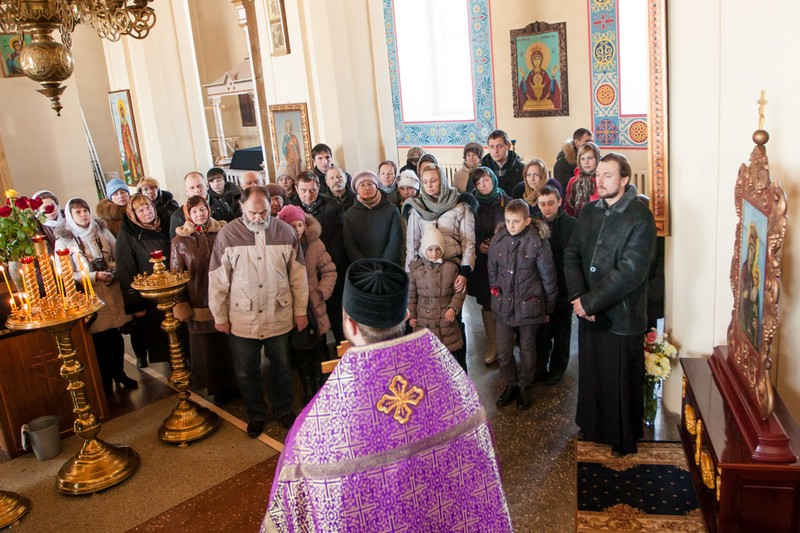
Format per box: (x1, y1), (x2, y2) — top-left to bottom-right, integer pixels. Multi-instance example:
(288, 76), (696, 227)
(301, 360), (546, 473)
(115, 193), (171, 366)
(55, 197), (138, 398)
(564, 142), (601, 217)
(277, 173), (297, 204)
(171, 196), (238, 405)
(403, 162), (477, 371)
(32, 190), (64, 250)
(97, 178), (130, 237)
(137, 176), (180, 220)
(377, 160), (400, 207)
(512, 159), (563, 215)
(468, 167), (513, 366)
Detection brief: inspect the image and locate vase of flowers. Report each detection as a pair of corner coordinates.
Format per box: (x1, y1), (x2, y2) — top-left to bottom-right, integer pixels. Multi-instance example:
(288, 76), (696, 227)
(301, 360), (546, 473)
(643, 328), (678, 425)
(0, 189), (52, 292)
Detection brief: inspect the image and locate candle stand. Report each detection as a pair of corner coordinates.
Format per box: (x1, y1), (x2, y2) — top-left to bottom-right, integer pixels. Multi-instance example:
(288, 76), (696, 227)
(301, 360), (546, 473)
(6, 283), (139, 495)
(131, 253), (218, 446)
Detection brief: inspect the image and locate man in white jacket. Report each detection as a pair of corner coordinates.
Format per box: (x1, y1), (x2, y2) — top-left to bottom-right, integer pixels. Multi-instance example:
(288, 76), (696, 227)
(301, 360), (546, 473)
(209, 186), (309, 436)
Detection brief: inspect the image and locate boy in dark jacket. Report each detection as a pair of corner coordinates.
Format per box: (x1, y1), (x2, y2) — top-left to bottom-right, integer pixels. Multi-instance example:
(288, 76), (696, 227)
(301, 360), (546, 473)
(534, 185), (577, 384)
(488, 199), (558, 410)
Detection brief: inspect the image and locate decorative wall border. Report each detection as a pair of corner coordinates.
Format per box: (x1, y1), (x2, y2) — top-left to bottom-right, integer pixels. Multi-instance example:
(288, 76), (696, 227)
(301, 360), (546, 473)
(382, 0), (496, 146)
(588, 0), (648, 149)
(647, 0), (669, 235)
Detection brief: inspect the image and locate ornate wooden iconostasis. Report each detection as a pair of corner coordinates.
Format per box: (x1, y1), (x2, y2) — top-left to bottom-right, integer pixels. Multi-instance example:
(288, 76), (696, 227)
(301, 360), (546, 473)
(680, 95), (800, 533)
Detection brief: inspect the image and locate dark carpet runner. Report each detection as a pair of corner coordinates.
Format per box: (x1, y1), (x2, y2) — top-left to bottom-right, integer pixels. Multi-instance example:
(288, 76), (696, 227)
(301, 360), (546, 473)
(577, 441), (706, 532)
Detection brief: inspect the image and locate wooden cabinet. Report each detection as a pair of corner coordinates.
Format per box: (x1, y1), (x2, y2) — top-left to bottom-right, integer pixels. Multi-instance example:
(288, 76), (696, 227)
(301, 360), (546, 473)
(0, 322), (107, 459)
(680, 356), (800, 532)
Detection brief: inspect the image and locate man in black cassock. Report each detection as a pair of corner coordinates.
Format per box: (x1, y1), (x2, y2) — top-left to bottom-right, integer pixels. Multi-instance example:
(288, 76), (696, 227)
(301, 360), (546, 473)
(564, 152), (656, 457)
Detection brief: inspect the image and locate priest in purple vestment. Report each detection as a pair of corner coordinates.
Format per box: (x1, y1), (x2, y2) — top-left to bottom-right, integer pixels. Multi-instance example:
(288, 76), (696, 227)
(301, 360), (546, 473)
(263, 258), (513, 532)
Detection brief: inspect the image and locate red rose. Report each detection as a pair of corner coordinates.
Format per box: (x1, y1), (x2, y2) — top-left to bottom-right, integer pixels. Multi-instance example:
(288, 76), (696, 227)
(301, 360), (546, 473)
(43, 204), (55, 214)
(0, 206), (11, 217)
(29, 197), (43, 210)
(14, 197), (29, 209)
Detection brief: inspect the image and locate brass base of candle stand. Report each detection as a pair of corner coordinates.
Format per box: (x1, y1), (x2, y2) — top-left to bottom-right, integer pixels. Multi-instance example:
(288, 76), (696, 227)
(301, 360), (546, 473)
(56, 439), (139, 495)
(158, 397), (219, 447)
(0, 490), (30, 528)
(6, 302), (140, 496)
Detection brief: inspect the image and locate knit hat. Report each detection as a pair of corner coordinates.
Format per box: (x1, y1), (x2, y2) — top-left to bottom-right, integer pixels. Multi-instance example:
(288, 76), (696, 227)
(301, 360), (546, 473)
(406, 146), (425, 161)
(277, 204), (306, 226)
(397, 170), (420, 190)
(265, 183), (286, 202)
(419, 225), (445, 259)
(351, 170), (379, 192)
(343, 259), (409, 328)
(105, 178), (129, 199)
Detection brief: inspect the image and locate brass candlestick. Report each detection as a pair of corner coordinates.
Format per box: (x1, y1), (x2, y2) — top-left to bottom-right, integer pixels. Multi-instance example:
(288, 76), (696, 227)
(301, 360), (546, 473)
(6, 302), (139, 495)
(0, 490), (29, 528)
(131, 252), (218, 446)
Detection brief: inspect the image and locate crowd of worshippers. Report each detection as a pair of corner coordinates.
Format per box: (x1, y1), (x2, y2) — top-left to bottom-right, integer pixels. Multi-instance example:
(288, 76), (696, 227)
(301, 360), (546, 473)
(29, 127), (657, 456)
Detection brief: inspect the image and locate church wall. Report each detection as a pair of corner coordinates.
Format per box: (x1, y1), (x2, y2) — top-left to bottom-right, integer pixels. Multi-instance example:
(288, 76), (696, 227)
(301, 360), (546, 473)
(666, 0), (800, 417)
(0, 63), (96, 203)
(373, 1), (648, 175)
(102, 0), (213, 202)
(187, 0), (259, 156)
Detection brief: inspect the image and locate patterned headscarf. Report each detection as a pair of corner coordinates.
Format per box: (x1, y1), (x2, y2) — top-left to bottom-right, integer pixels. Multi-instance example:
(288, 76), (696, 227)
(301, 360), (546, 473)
(569, 142), (601, 215)
(471, 167), (503, 203)
(126, 193), (161, 232)
(404, 163), (461, 222)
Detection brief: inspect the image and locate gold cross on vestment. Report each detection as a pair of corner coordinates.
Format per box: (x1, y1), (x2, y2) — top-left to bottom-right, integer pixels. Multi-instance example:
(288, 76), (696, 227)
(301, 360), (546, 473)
(376, 375), (425, 425)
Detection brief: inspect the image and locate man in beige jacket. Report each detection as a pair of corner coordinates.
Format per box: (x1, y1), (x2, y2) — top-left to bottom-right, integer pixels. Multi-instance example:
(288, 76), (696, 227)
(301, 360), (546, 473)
(209, 186), (309, 436)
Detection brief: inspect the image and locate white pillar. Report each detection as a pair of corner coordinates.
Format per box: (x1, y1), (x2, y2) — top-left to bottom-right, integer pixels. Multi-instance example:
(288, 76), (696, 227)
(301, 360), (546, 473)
(211, 96), (227, 159)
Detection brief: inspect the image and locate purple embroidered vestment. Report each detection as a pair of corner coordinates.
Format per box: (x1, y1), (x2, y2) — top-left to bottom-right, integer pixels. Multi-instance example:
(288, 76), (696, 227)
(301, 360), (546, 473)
(262, 329), (512, 532)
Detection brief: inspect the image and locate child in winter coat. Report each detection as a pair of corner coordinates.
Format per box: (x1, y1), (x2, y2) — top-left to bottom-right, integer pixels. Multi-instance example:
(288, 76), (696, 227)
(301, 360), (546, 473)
(488, 199), (558, 411)
(277, 204), (337, 402)
(408, 226), (466, 355)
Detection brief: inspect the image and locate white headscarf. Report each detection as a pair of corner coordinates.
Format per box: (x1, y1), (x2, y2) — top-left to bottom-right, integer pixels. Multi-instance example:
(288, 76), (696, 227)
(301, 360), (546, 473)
(33, 189), (64, 228)
(64, 197), (103, 260)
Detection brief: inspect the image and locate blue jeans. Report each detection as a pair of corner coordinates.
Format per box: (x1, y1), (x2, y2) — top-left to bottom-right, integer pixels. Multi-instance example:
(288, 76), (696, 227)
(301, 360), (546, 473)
(229, 332), (294, 423)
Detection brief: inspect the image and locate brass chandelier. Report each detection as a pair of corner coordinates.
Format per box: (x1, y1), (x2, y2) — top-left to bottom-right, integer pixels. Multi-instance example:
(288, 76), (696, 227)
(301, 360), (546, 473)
(0, 0), (157, 115)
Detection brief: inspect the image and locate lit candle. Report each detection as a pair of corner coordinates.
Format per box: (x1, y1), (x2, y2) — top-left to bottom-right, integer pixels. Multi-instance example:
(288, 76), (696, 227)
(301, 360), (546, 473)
(53, 259), (66, 308)
(0, 265), (17, 310)
(19, 256), (40, 311)
(33, 235), (58, 300)
(78, 256), (96, 297)
(150, 250), (163, 260)
(56, 249), (77, 305)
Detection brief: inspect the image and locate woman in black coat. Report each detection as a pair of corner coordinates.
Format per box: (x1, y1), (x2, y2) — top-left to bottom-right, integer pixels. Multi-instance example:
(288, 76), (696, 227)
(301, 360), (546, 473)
(468, 167), (513, 366)
(115, 193), (171, 366)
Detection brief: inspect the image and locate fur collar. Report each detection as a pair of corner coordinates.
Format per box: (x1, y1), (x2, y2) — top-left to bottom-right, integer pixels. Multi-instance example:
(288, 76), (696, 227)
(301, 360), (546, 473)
(96, 199), (126, 220)
(303, 213), (322, 244)
(561, 139), (577, 166)
(175, 217), (226, 237)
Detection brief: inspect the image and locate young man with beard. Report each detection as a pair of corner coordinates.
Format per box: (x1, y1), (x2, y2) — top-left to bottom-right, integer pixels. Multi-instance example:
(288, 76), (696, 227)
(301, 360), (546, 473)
(565, 153), (656, 457)
(208, 186), (309, 435)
